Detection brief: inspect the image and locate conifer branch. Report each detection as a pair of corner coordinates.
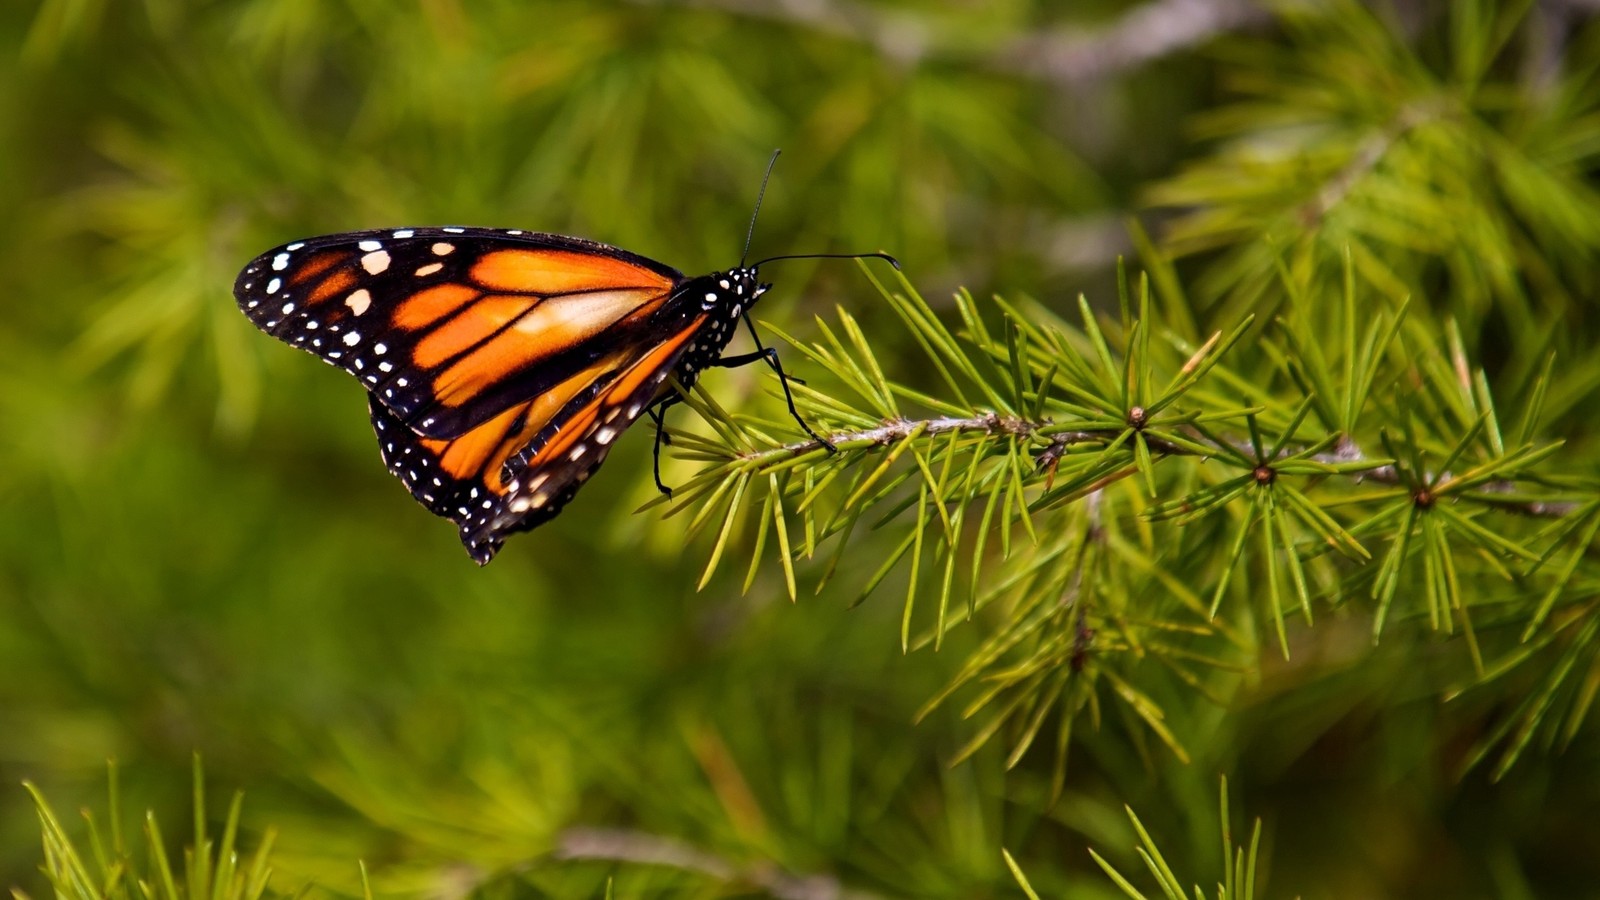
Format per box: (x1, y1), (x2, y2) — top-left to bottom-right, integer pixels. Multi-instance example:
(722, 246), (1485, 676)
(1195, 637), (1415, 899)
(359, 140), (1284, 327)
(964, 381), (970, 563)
(726, 418), (1581, 520)
(1300, 102), (1437, 225)
(662, 256), (1597, 778)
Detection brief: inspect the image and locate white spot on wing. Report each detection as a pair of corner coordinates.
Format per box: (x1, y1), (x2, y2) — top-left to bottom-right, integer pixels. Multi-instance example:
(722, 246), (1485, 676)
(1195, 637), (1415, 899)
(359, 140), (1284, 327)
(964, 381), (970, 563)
(361, 250), (390, 274)
(345, 289), (372, 315)
(286, 242), (305, 250)
(415, 262), (443, 277)
(272, 253), (290, 271)
(393, 229), (415, 238)
(443, 227), (465, 233)
(358, 240), (382, 251)
(432, 242), (455, 255)
(266, 278), (281, 294)
(343, 331), (361, 346)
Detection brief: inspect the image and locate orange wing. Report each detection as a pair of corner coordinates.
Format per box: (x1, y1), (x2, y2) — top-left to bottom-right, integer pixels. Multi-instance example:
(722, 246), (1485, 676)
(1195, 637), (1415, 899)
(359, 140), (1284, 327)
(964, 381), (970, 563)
(236, 228), (685, 439)
(369, 315), (706, 564)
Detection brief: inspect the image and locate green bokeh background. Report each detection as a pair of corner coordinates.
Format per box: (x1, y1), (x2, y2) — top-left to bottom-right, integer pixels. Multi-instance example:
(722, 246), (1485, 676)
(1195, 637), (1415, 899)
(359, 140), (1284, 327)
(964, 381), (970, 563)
(5, 1), (1600, 898)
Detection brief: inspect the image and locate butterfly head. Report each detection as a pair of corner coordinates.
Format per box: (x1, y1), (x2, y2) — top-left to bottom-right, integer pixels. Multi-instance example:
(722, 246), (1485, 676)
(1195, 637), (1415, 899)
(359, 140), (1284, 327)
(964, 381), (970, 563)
(699, 266), (769, 315)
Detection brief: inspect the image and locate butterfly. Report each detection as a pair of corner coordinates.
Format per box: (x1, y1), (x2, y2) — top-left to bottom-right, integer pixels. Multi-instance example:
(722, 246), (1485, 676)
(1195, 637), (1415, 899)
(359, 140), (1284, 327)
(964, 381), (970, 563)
(234, 156), (896, 564)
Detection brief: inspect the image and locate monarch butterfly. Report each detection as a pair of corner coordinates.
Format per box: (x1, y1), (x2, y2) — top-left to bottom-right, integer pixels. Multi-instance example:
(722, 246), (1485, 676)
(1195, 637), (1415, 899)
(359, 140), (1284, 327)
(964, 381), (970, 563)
(234, 155), (895, 564)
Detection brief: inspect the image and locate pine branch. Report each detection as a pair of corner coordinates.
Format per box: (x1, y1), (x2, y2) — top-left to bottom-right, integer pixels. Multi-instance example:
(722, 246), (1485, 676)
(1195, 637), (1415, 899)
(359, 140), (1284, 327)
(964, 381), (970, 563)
(1299, 102), (1438, 226)
(737, 417), (1582, 520)
(659, 258), (1597, 777)
(1147, 0), (1600, 347)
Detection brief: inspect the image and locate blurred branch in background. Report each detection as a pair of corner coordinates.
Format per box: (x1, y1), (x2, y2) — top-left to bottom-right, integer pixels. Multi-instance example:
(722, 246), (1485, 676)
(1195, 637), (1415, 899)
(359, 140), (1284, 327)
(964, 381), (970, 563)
(998, 0), (1269, 85)
(653, 0), (1272, 84)
(557, 828), (882, 900)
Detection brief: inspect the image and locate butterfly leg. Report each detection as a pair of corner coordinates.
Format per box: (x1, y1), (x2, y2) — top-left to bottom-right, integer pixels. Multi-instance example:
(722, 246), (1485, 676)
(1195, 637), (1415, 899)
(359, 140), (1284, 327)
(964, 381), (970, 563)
(645, 395), (681, 496)
(715, 316), (837, 452)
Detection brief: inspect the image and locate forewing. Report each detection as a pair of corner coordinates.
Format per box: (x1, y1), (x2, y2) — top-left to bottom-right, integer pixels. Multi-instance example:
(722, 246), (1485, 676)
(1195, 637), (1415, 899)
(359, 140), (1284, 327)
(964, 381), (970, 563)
(236, 227), (683, 438)
(371, 314), (707, 563)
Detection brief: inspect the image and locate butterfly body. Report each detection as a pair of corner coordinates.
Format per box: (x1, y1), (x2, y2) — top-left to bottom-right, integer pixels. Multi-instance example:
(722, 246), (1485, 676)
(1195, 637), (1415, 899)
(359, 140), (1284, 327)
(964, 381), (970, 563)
(236, 226), (772, 564)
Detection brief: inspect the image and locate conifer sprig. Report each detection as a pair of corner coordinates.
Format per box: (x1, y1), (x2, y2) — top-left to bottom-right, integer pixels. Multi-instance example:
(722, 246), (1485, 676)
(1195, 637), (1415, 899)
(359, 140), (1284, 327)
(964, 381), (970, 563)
(1077, 777), (1267, 900)
(20, 760), (280, 900)
(659, 259), (1596, 778)
(1146, 0), (1600, 351)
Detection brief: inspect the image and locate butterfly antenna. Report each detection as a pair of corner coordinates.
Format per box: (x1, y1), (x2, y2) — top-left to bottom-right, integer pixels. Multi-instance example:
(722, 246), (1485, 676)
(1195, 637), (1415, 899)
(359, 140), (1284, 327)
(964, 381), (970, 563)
(741, 149), (782, 267)
(751, 251), (901, 270)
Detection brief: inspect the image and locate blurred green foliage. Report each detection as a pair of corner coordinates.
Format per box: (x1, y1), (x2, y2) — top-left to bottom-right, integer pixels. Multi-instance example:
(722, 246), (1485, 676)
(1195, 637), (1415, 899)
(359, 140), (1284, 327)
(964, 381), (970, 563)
(6, 1), (1600, 898)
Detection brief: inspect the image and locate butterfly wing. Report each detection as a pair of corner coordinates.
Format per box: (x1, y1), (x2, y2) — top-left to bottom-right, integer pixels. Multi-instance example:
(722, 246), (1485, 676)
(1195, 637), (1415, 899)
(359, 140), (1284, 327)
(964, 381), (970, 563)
(369, 315), (707, 564)
(235, 227), (684, 439)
